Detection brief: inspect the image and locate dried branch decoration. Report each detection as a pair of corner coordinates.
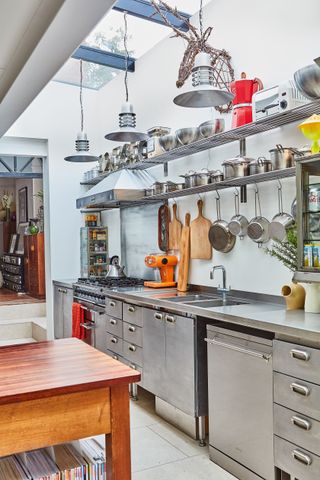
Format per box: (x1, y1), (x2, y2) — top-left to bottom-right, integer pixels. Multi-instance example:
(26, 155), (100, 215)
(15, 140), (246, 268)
(150, 0), (234, 113)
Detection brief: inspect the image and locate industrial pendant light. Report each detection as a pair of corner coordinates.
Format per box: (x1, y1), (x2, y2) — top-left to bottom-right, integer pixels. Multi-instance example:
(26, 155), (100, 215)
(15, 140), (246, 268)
(105, 12), (148, 142)
(173, 1), (234, 108)
(65, 60), (99, 162)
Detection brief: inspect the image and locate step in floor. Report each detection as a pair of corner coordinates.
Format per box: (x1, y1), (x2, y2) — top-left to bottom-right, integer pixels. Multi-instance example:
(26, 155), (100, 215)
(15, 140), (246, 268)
(0, 338), (37, 346)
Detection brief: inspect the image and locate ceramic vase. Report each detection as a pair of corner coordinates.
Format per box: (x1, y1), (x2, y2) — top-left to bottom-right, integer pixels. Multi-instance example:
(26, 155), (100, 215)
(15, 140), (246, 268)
(281, 283), (305, 310)
(302, 283), (320, 313)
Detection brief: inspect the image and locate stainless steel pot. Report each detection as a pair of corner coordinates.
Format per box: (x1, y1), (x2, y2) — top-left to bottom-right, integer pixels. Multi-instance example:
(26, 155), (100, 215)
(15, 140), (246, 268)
(269, 185), (295, 241)
(269, 144), (301, 170)
(228, 191), (249, 239)
(151, 182), (163, 195)
(222, 155), (252, 179)
(161, 181), (178, 193)
(179, 170), (198, 189)
(196, 168), (212, 185)
(248, 157), (272, 175)
(210, 170), (224, 183)
(175, 182), (185, 191)
(199, 119), (225, 138)
(247, 189), (270, 247)
(208, 196), (236, 253)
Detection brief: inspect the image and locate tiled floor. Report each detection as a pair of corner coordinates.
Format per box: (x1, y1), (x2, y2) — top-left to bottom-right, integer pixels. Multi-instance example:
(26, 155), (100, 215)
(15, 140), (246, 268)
(99, 388), (237, 480)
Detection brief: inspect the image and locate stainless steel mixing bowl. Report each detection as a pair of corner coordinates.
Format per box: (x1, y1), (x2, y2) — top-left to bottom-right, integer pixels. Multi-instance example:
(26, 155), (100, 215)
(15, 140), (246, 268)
(294, 64), (320, 100)
(159, 134), (178, 152)
(176, 127), (200, 145)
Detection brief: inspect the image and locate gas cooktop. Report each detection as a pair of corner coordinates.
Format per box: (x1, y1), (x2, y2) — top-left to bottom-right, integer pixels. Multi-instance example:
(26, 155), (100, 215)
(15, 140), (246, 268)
(76, 277), (145, 288)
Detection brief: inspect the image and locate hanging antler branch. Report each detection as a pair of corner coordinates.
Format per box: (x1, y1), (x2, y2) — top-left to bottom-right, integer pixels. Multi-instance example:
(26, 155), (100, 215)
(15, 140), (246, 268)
(150, 0), (234, 113)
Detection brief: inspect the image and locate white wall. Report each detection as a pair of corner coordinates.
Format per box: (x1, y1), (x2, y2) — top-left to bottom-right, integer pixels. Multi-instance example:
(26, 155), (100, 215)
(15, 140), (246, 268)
(94, 0), (320, 295)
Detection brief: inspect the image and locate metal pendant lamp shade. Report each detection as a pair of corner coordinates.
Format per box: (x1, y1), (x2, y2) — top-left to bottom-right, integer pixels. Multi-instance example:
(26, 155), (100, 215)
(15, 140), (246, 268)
(64, 60), (99, 163)
(174, 52), (234, 108)
(105, 12), (147, 143)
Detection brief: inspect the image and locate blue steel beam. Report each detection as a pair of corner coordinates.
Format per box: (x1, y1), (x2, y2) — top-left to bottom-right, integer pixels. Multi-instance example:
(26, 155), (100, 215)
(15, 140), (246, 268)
(72, 45), (135, 72)
(113, 0), (190, 32)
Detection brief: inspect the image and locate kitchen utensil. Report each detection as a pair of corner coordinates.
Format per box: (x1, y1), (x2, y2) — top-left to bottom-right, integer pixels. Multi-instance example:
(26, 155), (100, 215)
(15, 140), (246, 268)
(196, 168), (212, 185)
(248, 157), (272, 175)
(176, 127), (200, 145)
(269, 185), (295, 241)
(210, 170), (224, 183)
(147, 126), (171, 158)
(144, 254), (178, 288)
(161, 181), (177, 193)
(177, 213), (191, 292)
(298, 114), (320, 154)
(106, 255), (126, 278)
(179, 170), (198, 189)
(175, 182), (185, 191)
(230, 72), (263, 128)
(247, 189), (270, 246)
(145, 188), (153, 197)
(158, 204), (170, 252)
(208, 196), (236, 253)
(199, 119), (225, 138)
(269, 144), (302, 170)
(190, 199), (212, 259)
(159, 134), (178, 152)
(169, 203), (182, 250)
(294, 63), (320, 100)
(151, 182), (163, 195)
(228, 191), (249, 239)
(222, 155), (252, 179)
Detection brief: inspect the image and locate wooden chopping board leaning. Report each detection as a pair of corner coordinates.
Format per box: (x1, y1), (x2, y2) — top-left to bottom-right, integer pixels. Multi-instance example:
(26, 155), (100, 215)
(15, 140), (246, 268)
(177, 213), (191, 292)
(169, 203), (182, 250)
(190, 199), (212, 259)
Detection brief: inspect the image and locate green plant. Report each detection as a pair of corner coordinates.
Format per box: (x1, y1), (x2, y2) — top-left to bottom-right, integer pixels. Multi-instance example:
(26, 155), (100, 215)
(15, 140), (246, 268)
(265, 226), (297, 272)
(33, 190), (43, 203)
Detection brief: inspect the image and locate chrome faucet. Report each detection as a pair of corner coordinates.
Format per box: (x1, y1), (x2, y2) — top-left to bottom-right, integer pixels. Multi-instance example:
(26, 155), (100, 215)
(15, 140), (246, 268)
(210, 265), (230, 303)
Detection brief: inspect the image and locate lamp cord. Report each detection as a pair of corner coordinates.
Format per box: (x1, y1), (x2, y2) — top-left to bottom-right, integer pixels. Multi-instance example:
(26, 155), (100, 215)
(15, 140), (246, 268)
(124, 11), (129, 102)
(199, 0), (203, 36)
(80, 59), (84, 131)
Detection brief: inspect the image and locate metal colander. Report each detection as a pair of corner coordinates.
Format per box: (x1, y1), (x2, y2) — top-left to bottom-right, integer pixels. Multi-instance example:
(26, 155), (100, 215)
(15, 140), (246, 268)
(247, 188), (270, 246)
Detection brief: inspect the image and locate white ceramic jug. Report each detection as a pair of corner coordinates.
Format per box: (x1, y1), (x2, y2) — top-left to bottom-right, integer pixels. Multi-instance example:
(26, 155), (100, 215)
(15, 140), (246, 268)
(302, 283), (320, 313)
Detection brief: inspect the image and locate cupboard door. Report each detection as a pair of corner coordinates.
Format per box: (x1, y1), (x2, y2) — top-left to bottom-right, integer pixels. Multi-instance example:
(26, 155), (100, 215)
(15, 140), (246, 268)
(53, 286), (64, 339)
(165, 314), (195, 416)
(142, 308), (166, 399)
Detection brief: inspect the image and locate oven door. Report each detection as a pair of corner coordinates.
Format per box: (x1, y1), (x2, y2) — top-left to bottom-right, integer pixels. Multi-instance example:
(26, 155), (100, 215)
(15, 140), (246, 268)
(76, 301), (105, 349)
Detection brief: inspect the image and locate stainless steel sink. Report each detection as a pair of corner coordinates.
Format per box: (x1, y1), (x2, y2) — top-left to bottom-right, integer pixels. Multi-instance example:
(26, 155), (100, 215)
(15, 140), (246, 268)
(184, 298), (248, 308)
(165, 294), (218, 303)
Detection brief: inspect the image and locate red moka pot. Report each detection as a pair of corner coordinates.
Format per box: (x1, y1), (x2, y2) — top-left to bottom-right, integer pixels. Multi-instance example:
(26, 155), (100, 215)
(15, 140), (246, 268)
(231, 72), (263, 128)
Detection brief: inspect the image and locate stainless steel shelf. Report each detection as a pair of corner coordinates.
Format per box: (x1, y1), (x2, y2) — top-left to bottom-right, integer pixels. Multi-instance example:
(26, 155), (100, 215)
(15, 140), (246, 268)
(80, 99), (320, 187)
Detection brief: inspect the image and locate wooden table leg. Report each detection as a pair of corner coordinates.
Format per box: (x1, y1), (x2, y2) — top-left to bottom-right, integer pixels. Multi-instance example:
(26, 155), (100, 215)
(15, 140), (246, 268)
(106, 384), (131, 480)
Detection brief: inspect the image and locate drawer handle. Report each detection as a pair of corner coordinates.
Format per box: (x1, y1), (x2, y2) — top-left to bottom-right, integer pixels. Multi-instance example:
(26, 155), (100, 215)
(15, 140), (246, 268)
(166, 315), (175, 323)
(129, 363), (137, 370)
(290, 349), (310, 362)
(205, 338), (272, 362)
(290, 382), (310, 397)
(109, 301), (116, 307)
(128, 325), (136, 333)
(113, 355), (119, 360)
(154, 313), (163, 321)
(292, 449), (312, 466)
(291, 415), (312, 431)
(110, 318), (117, 325)
(111, 337), (118, 344)
(128, 306), (136, 313)
(129, 344), (136, 352)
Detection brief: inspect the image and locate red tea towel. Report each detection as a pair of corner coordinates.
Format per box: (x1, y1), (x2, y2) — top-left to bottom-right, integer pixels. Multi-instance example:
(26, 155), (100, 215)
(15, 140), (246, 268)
(72, 303), (84, 339)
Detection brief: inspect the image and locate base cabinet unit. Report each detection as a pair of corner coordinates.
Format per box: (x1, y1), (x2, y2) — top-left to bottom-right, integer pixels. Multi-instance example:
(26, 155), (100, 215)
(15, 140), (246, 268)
(206, 325), (275, 480)
(53, 283), (73, 339)
(273, 338), (320, 479)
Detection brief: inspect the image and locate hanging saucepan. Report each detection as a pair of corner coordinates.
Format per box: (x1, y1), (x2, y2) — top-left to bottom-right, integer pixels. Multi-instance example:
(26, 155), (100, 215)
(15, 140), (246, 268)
(228, 190), (249, 239)
(247, 188), (270, 247)
(208, 194), (236, 253)
(269, 183), (295, 241)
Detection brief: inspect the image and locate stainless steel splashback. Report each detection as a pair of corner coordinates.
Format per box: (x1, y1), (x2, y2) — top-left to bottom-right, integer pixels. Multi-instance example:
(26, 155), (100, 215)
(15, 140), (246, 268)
(121, 203), (163, 280)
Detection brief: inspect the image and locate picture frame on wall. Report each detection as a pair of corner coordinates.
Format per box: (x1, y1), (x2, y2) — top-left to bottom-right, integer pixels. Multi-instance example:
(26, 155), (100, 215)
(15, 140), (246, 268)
(15, 223), (28, 254)
(18, 187), (28, 224)
(9, 234), (19, 254)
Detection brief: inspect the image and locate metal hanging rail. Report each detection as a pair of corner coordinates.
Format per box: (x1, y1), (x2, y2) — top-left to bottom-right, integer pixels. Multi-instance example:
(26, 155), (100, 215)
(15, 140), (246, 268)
(81, 99), (320, 187)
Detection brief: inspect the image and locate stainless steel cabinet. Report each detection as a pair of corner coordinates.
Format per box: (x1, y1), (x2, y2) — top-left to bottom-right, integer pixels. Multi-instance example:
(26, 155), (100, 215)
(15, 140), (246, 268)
(143, 308), (196, 416)
(53, 283), (73, 339)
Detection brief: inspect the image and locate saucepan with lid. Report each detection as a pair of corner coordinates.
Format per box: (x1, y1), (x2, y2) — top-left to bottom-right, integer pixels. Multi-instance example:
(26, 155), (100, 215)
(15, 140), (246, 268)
(269, 183), (295, 241)
(269, 144), (302, 170)
(247, 187), (270, 247)
(208, 193), (236, 253)
(248, 157), (272, 175)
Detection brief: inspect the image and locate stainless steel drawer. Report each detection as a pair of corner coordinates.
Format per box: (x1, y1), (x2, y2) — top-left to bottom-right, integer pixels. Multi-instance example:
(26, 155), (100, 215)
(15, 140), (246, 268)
(121, 357), (143, 385)
(123, 303), (143, 327)
(274, 403), (320, 457)
(274, 435), (320, 480)
(123, 340), (142, 367)
(274, 372), (320, 421)
(106, 348), (125, 363)
(106, 333), (123, 355)
(123, 321), (142, 347)
(105, 298), (123, 319)
(274, 339), (320, 385)
(106, 316), (123, 337)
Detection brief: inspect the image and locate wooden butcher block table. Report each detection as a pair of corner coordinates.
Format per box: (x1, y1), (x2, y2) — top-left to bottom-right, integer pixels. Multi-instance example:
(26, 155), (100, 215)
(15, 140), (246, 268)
(0, 337), (140, 479)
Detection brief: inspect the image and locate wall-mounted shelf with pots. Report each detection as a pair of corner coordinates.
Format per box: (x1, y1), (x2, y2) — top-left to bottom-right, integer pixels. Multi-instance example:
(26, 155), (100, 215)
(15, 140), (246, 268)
(80, 98), (320, 187)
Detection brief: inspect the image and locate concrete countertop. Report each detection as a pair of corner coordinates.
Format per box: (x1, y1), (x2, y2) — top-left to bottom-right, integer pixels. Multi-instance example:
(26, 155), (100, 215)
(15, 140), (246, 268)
(104, 287), (320, 343)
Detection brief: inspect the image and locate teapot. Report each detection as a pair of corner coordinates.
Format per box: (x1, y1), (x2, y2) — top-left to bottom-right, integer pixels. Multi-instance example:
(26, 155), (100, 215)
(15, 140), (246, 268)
(106, 255), (126, 278)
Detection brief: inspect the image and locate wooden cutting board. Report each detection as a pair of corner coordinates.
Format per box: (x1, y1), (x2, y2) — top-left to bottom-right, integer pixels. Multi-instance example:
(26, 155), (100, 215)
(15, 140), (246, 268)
(169, 203), (182, 250)
(190, 199), (212, 260)
(177, 213), (191, 292)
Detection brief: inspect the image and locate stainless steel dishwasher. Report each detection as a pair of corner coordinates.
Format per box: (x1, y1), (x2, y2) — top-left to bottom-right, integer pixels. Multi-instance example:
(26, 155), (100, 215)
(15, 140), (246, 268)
(206, 325), (275, 480)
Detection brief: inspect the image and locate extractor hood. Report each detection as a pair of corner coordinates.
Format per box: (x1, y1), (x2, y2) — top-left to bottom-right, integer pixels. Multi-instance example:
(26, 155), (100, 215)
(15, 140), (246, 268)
(76, 169), (155, 209)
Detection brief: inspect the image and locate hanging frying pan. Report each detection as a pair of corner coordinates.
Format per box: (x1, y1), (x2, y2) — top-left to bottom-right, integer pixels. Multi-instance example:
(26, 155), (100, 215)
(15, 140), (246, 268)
(208, 194), (236, 253)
